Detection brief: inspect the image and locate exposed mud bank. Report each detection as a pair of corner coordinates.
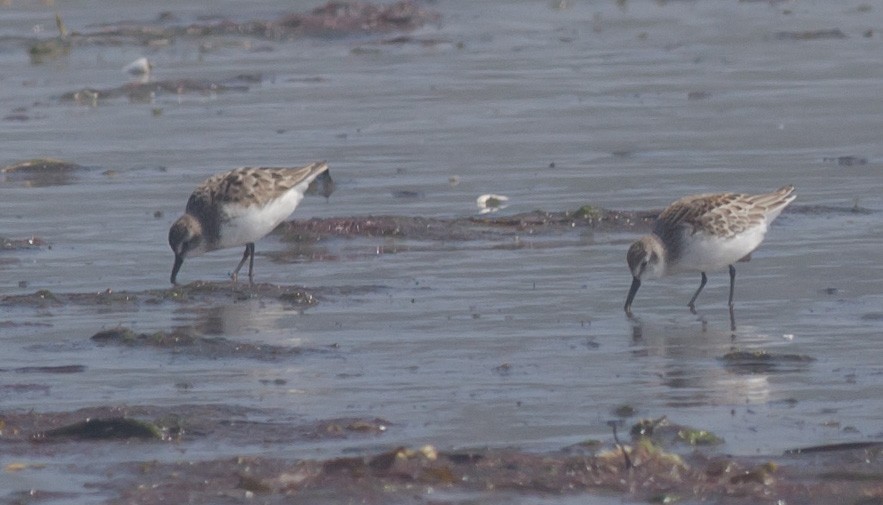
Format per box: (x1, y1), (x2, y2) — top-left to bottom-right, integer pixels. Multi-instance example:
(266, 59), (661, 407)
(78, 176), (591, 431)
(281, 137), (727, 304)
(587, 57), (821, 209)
(2, 407), (879, 504)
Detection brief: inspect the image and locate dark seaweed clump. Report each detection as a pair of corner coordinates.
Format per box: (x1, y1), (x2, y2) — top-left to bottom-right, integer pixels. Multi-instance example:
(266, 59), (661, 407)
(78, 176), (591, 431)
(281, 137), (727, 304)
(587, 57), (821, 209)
(90, 326), (332, 362)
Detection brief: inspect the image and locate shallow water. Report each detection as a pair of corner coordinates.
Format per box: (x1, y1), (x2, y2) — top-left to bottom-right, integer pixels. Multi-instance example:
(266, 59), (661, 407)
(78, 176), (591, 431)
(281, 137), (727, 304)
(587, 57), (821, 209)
(1, 0), (883, 502)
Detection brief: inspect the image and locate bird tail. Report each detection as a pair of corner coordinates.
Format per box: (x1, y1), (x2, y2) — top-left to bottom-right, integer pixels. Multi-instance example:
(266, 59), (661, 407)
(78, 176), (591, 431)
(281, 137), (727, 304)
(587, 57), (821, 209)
(302, 161), (334, 199)
(305, 161), (328, 177)
(753, 185), (796, 222)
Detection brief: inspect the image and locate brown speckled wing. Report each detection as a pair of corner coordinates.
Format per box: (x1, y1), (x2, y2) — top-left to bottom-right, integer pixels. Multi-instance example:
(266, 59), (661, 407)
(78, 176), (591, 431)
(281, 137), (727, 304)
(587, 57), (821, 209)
(187, 162), (328, 210)
(656, 185), (795, 240)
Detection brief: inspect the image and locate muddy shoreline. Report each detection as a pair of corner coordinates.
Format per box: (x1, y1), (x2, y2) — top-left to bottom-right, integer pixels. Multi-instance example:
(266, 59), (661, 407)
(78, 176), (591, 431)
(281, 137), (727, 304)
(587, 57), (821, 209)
(2, 404), (881, 504)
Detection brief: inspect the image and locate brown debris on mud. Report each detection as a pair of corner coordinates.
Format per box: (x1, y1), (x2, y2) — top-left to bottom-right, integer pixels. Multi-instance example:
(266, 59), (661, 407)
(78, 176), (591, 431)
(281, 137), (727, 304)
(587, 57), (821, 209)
(15, 0), (439, 58)
(89, 326), (334, 361)
(275, 203), (859, 244)
(0, 282), (318, 310)
(720, 350), (816, 374)
(59, 75), (257, 106)
(100, 1), (437, 41)
(1, 158), (87, 187)
(159, 281), (320, 306)
(63, 419), (883, 504)
(2, 406), (881, 504)
(277, 207), (657, 243)
(774, 29), (847, 41)
(271, 0), (440, 38)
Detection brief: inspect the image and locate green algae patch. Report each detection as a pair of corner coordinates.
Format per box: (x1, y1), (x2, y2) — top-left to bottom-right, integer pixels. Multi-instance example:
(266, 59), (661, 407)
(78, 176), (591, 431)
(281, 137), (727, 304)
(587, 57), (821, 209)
(572, 204), (604, 221)
(677, 428), (723, 446)
(630, 417), (723, 448)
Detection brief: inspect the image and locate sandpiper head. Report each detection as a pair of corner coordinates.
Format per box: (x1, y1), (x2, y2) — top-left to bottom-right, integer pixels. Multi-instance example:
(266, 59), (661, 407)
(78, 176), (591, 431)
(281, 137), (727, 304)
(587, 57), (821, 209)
(168, 214), (205, 285)
(624, 235), (665, 316)
(626, 236), (666, 280)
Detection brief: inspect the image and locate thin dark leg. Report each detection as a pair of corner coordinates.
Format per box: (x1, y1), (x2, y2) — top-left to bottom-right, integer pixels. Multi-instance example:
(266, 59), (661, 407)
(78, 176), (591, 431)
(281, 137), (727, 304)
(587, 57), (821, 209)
(608, 421), (632, 471)
(727, 265), (736, 307)
(687, 272), (707, 314)
(247, 243), (255, 284)
(232, 243), (254, 283)
(728, 264), (736, 331)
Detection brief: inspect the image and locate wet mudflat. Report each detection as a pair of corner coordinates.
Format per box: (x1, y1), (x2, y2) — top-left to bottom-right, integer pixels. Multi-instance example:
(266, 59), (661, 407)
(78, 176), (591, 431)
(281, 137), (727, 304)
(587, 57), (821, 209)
(3, 402), (883, 504)
(2, 0), (883, 503)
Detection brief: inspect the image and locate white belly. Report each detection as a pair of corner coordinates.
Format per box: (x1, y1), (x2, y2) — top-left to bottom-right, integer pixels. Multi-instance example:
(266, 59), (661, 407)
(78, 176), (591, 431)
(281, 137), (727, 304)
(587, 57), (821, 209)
(217, 189), (305, 249)
(669, 225), (766, 274)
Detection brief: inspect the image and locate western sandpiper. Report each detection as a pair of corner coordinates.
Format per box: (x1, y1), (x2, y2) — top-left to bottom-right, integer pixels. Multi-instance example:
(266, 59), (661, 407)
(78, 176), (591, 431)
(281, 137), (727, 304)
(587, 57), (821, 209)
(624, 185), (795, 329)
(168, 161), (329, 285)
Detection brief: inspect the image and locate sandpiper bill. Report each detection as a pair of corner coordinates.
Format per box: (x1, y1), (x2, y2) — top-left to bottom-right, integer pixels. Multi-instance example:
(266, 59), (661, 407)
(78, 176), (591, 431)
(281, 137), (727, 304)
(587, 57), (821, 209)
(168, 162), (329, 285)
(624, 185), (795, 329)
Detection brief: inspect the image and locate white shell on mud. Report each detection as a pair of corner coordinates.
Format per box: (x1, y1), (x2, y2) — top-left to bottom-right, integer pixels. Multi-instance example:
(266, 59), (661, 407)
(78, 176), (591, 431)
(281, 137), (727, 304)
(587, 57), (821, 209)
(476, 194), (509, 214)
